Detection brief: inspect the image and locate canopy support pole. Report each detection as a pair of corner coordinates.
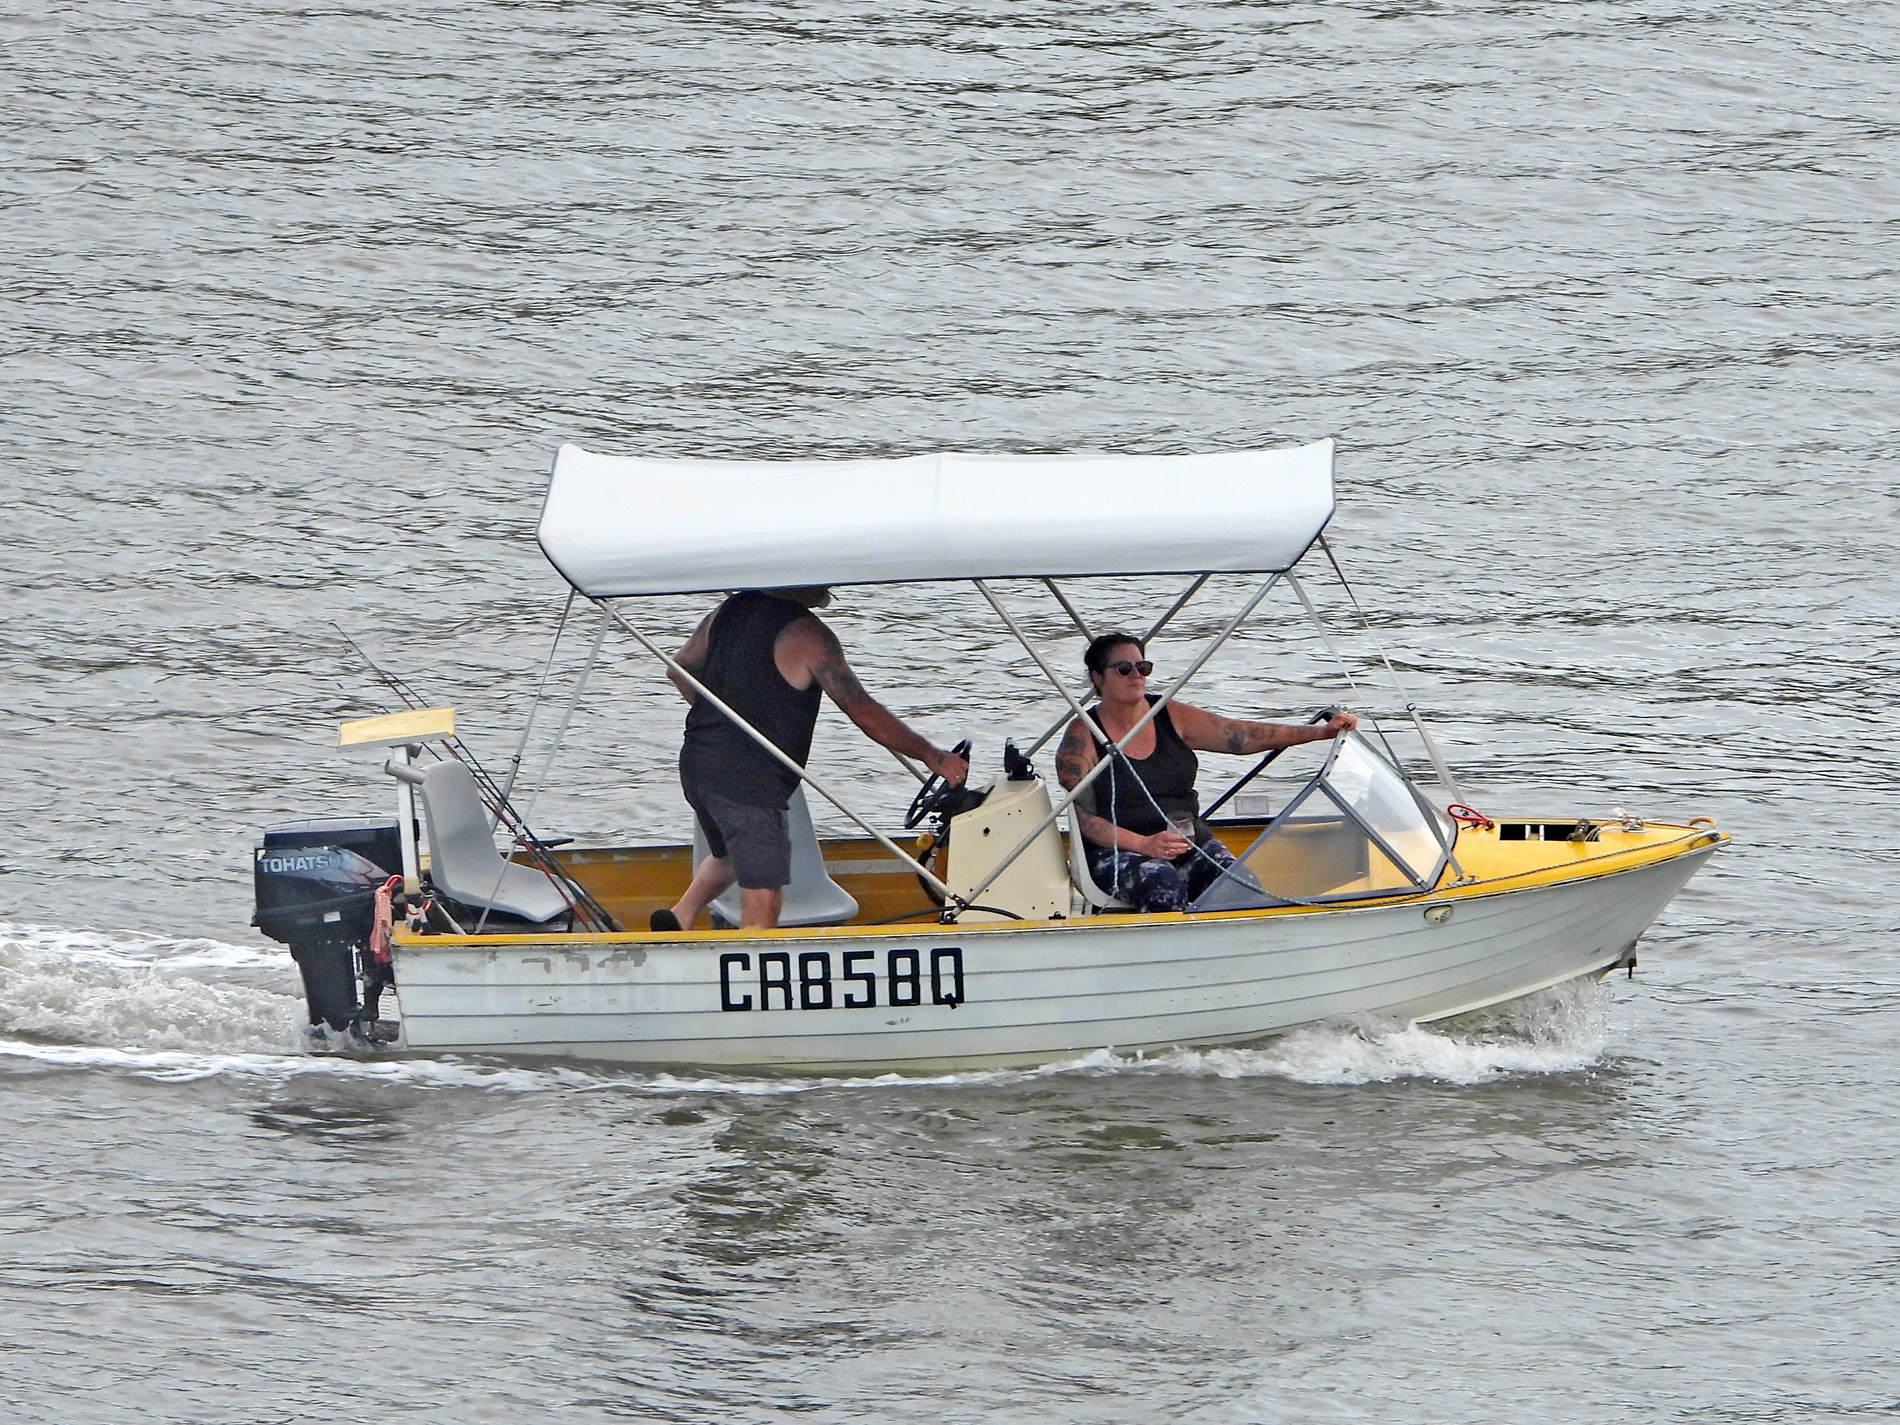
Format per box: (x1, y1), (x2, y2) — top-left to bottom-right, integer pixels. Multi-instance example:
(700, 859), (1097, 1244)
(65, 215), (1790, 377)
(1141, 572), (1211, 646)
(1040, 578), (1094, 643)
(975, 581), (1115, 749)
(510, 603), (610, 833)
(1023, 572), (1214, 756)
(1284, 570), (1396, 762)
(594, 600), (959, 904)
(956, 573), (1284, 913)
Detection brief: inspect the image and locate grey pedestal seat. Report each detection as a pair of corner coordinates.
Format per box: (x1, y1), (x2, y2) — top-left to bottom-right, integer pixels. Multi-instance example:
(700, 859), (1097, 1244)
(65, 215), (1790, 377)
(388, 759), (576, 924)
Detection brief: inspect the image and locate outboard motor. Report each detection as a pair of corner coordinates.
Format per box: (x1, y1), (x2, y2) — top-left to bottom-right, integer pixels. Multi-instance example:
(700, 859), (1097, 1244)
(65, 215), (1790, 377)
(252, 817), (403, 1034)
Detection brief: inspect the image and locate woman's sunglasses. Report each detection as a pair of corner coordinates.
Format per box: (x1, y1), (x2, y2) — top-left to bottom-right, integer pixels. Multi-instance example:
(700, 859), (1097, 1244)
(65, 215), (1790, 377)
(1104, 660), (1154, 677)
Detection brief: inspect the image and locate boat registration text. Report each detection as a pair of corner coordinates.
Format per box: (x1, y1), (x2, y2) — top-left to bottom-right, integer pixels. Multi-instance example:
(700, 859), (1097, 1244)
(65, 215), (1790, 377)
(718, 947), (965, 1012)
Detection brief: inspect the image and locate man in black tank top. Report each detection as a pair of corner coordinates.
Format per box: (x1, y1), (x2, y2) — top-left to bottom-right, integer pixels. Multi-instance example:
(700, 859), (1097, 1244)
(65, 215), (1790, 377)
(653, 587), (969, 932)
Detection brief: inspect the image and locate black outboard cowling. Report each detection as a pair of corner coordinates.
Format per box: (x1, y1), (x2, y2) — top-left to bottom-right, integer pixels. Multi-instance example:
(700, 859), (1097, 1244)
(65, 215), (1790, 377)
(253, 817), (402, 1033)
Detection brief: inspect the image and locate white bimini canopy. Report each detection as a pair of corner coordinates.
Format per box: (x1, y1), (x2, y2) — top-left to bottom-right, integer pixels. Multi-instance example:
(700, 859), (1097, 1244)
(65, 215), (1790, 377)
(537, 440), (1335, 598)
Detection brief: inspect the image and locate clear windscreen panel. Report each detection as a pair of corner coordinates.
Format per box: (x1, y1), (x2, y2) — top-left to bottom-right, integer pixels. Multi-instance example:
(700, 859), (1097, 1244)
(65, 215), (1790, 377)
(1195, 733), (1452, 910)
(1321, 734), (1454, 886)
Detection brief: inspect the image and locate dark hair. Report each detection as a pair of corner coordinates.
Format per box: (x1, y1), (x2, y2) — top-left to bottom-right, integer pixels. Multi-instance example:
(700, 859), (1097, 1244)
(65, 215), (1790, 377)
(1084, 630), (1146, 676)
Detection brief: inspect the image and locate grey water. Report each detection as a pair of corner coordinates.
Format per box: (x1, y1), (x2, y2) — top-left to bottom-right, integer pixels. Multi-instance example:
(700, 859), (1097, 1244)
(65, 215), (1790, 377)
(4, 1), (1897, 1419)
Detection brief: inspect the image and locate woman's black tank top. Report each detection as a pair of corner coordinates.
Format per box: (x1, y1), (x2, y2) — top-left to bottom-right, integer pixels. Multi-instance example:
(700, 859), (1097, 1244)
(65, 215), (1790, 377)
(680, 592), (823, 807)
(1088, 695), (1202, 837)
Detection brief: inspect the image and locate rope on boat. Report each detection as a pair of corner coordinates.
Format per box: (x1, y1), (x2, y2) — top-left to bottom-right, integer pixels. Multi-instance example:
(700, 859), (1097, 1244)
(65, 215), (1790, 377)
(1285, 559), (1471, 884)
(1094, 720), (1263, 907)
(1283, 570), (1400, 761)
(498, 586), (576, 811)
(472, 602), (615, 933)
(1315, 534), (1467, 802)
(511, 602), (609, 834)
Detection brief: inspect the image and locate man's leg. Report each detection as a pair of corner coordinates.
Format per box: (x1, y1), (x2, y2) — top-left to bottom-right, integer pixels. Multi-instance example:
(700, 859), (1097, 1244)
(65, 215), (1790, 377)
(671, 853), (736, 928)
(714, 792), (792, 930)
(665, 785), (738, 930)
(738, 887), (783, 929)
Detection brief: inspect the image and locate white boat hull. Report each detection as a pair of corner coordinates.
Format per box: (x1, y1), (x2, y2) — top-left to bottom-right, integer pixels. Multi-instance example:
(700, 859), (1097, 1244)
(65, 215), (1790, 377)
(386, 844), (1717, 1072)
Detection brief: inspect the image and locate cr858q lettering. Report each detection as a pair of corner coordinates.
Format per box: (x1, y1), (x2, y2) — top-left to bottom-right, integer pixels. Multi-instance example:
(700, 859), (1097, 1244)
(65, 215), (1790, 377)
(717, 947), (965, 1012)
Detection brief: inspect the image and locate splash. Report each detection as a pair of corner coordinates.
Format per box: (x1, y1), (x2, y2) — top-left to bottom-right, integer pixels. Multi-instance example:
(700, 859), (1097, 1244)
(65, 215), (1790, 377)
(1106, 979), (1613, 1085)
(0, 921), (286, 972)
(0, 921), (307, 1056)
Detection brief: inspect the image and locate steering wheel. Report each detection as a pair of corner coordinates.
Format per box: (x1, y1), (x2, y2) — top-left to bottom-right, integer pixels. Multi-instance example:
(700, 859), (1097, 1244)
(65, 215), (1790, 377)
(904, 739), (973, 830)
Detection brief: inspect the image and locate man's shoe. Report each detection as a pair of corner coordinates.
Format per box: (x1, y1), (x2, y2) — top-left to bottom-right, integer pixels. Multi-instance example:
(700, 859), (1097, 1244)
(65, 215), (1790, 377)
(649, 908), (683, 933)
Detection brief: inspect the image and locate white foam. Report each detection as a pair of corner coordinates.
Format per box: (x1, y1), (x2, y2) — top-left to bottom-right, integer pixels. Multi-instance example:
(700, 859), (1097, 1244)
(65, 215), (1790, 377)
(1104, 979), (1613, 1085)
(0, 920), (285, 971)
(0, 1035), (591, 1090)
(0, 922), (307, 1055)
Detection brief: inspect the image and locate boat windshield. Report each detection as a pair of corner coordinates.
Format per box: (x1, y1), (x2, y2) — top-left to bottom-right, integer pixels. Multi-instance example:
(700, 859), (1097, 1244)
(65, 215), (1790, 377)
(1195, 733), (1454, 910)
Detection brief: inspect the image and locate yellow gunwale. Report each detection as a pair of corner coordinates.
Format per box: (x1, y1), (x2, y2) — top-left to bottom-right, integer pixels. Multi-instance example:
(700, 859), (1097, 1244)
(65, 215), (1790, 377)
(391, 821), (1728, 949)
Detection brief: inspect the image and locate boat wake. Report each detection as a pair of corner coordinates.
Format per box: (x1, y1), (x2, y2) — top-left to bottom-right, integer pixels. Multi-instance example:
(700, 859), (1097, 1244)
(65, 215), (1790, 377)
(0, 920), (1613, 1092)
(1087, 980), (1613, 1086)
(0, 922), (307, 1055)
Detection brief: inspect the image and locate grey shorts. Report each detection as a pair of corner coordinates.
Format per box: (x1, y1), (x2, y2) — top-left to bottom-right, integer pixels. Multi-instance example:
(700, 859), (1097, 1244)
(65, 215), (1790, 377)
(685, 785), (792, 890)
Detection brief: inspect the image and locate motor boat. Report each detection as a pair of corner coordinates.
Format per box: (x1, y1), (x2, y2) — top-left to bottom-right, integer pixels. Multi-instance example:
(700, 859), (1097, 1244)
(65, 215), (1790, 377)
(251, 439), (1726, 1071)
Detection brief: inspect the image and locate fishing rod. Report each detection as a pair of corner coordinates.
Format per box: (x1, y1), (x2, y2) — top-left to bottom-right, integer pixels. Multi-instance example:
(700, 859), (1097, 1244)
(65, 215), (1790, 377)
(334, 626), (618, 932)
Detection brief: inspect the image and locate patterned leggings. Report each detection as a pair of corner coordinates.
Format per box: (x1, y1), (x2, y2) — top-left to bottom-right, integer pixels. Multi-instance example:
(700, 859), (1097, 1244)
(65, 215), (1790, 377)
(1085, 835), (1238, 913)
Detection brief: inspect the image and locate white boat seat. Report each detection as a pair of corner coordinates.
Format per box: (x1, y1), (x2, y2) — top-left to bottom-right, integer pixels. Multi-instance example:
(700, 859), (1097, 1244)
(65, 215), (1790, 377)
(694, 785), (859, 929)
(389, 759), (577, 923)
(1067, 814), (1133, 912)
